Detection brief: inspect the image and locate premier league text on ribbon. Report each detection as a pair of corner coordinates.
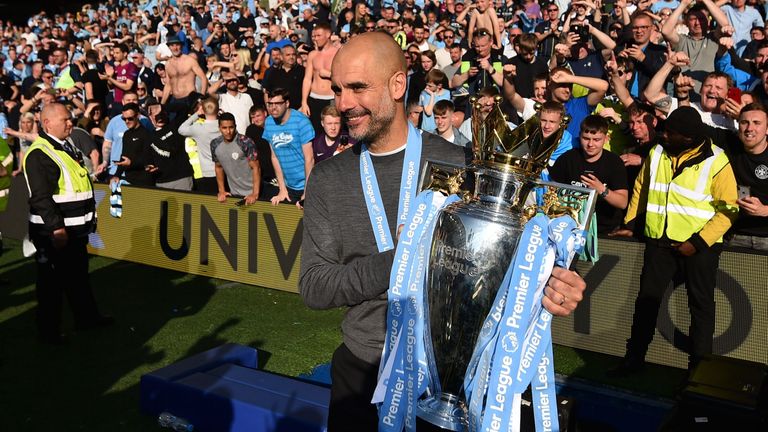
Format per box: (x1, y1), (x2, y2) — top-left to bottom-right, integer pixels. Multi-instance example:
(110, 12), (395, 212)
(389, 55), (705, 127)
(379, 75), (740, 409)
(488, 222), (544, 421)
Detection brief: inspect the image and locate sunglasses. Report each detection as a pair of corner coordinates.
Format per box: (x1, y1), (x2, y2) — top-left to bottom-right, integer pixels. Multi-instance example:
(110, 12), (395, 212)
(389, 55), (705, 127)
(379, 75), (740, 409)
(122, 115), (136, 121)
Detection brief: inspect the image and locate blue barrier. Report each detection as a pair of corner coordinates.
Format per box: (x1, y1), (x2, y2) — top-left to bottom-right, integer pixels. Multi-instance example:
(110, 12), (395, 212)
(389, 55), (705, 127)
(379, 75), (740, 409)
(140, 344), (330, 431)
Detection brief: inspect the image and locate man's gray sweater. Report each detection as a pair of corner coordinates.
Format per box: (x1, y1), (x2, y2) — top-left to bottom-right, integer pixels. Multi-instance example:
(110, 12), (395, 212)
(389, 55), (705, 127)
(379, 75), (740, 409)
(300, 132), (467, 364)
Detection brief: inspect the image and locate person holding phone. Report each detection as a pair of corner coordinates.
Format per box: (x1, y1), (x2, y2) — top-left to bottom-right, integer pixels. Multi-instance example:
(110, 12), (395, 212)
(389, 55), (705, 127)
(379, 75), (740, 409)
(698, 103), (768, 251)
(549, 115), (629, 234)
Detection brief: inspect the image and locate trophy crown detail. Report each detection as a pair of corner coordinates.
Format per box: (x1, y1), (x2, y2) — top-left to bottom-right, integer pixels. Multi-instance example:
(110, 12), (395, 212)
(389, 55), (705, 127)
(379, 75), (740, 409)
(470, 97), (569, 176)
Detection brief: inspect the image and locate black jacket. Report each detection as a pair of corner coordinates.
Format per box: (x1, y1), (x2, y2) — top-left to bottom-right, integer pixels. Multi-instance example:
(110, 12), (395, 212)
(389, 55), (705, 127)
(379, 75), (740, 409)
(118, 125), (156, 187)
(25, 132), (96, 239)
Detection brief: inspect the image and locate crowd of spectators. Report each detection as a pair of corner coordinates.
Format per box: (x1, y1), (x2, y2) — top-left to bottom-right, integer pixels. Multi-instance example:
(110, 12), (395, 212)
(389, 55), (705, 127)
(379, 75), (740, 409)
(0, 0), (765, 250)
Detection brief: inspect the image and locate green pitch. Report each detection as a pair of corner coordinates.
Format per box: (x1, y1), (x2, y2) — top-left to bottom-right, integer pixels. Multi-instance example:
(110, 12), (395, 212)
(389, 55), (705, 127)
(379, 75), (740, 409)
(0, 239), (683, 430)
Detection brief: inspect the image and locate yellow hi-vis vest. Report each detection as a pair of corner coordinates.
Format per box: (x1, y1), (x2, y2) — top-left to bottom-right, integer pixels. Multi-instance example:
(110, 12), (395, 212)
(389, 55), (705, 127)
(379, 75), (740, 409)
(644, 143), (734, 243)
(54, 65), (75, 90)
(0, 136), (11, 212)
(23, 136), (96, 236)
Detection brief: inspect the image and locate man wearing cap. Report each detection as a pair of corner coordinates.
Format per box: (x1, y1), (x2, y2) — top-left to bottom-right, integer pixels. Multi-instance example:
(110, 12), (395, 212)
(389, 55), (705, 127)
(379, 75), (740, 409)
(609, 106), (739, 376)
(162, 35), (208, 121)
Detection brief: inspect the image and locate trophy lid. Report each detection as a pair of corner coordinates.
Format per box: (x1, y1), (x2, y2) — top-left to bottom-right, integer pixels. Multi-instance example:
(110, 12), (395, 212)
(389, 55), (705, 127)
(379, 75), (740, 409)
(470, 96), (569, 176)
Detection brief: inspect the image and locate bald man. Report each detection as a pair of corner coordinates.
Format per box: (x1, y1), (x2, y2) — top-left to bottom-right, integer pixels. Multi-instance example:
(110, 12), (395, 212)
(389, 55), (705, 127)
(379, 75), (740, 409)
(24, 103), (112, 344)
(299, 33), (587, 430)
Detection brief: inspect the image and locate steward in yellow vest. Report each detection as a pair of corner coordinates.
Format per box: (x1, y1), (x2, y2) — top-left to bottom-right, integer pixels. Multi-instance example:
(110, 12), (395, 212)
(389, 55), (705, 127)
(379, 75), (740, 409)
(609, 107), (739, 377)
(22, 104), (111, 344)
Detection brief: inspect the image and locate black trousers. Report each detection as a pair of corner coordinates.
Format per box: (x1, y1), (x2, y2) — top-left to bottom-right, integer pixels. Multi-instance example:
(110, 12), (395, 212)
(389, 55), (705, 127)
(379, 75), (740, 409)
(329, 343), (453, 432)
(165, 92), (202, 123)
(627, 240), (722, 361)
(34, 236), (102, 337)
(308, 96), (332, 134)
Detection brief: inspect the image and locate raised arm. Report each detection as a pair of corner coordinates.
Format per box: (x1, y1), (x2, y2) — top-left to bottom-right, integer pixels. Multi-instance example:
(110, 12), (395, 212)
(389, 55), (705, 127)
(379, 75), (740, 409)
(502, 64), (526, 114)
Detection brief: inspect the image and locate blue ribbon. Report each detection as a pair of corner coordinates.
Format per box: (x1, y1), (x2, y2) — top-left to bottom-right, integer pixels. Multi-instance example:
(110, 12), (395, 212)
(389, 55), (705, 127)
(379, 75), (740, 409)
(465, 215), (586, 432)
(375, 192), (461, 431)
(360, 123), (422, 254)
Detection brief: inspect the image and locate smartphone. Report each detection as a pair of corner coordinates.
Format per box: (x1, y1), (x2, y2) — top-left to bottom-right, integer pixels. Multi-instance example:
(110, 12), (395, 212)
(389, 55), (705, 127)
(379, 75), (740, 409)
(583, 170), (595, 176)
(728, 87), (742, 103)
(235, 198), (247, 206)
(738, 185), (751, 199)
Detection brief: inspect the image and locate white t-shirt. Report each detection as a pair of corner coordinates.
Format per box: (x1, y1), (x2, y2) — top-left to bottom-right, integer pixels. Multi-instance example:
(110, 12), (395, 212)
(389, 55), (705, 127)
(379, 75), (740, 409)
(219, 92), (254, 135)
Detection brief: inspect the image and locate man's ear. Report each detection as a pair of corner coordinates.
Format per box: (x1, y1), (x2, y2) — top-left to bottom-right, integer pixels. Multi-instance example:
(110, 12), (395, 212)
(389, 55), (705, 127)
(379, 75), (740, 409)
(390, 70), (407, 100)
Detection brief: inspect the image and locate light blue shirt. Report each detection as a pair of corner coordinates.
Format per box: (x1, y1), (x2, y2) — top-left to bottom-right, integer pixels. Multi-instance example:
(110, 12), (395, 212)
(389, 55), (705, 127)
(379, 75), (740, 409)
(721, 5), (763, 55)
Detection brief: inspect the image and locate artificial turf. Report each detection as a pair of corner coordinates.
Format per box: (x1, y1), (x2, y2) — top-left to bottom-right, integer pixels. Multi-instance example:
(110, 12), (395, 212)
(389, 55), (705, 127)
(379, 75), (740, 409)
(0, 238), (684, 431)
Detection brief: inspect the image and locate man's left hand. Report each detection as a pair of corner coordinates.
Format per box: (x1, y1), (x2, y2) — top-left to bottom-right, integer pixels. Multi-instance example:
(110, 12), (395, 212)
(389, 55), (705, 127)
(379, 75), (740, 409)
(677, 241), (697, 257)
(543, 267), (586, 316)
(737, 196), (768, 216)
(580, 173), (604, 191)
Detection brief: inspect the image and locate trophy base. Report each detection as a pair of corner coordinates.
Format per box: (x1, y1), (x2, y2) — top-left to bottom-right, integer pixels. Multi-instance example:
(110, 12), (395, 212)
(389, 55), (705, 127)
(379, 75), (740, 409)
(416, 392), (467, 431)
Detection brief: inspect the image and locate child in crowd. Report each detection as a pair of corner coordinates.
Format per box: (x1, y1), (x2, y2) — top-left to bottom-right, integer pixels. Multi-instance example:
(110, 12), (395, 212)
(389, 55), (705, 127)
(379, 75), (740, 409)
(419, 69), (451, 133)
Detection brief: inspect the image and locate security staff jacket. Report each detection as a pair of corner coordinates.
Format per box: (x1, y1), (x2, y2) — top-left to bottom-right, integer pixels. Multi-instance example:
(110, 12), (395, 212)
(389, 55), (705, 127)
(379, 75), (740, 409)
(23, 132), (96, 239)
(624, 140), (739, 251)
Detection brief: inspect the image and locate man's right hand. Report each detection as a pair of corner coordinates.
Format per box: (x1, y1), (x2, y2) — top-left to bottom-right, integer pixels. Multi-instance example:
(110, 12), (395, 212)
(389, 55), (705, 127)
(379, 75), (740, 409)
(620, 153), (642, 166)
(608, 228), (633, 237)
(271, 189), (291, 206)
(52, 227), (68, 249)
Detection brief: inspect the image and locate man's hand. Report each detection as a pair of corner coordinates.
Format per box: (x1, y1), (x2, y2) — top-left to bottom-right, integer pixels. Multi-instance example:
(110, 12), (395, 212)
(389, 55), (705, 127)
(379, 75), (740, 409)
(217, 191), (231, 203)
(676, 241), (697, 256)
(620, 153), (643, 166)
(104, 62), (114, 77)
(598, 107), (621, 123)
(718, 36), (734, 55)
(608, 228), (633, 237)
(245, 192), (259, 205)
(667, 51), (690, 67)
(675, 74), (695, 96)
(623, 46), (646, 62)
(550, 69), (571, 84)
(95, 162), (107, 175)
(719, 25), (735, 37)
(542, 267), (586, 316)
(580, 173), (606, 193)
(271, 189), (291, 206)
(554, 43), (571, 59)
(722, 97), (745, 119)
(738, 196), (768, 217)
(113, 155), (131, 167)
(503, 64), (517, 80)
(52, 227), (68, 249)
(478, 57), (493, 73)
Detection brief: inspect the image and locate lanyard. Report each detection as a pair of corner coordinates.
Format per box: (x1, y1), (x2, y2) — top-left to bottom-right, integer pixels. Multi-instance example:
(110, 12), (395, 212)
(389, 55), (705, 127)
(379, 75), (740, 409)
(360, 123), (423, 253)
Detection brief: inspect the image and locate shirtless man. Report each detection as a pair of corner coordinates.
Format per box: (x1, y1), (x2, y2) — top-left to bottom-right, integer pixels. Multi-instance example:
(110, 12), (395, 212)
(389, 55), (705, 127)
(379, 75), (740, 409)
(299, 23), (338, 132)
(467, 0), (501, 48)
(161, 35), (209, 120)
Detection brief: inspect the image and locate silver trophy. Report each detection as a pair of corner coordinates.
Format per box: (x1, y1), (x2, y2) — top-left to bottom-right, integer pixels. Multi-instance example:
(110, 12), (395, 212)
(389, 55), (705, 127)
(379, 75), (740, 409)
(417, 98), (596, 430)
